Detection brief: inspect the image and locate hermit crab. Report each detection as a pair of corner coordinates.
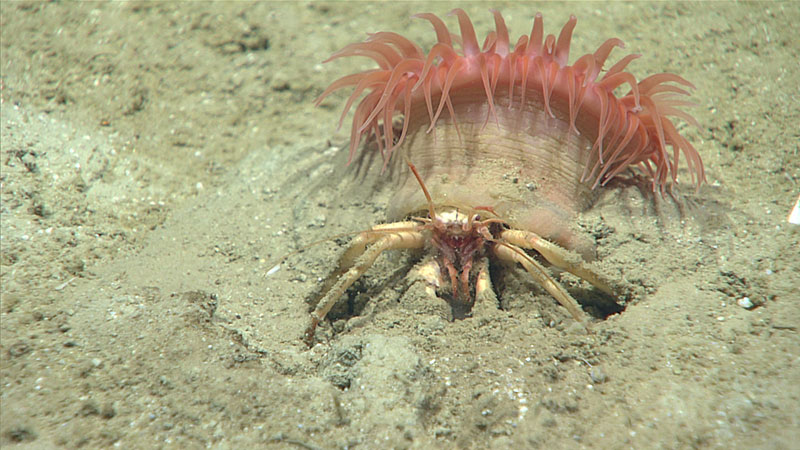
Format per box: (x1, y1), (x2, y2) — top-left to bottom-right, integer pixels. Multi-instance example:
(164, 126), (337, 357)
(304, 9), (703, 345)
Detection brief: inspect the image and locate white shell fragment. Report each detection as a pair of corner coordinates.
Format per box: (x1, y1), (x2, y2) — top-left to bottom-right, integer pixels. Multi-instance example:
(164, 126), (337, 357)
(267, 264), (281, 276)
(788, 194), (800, 225)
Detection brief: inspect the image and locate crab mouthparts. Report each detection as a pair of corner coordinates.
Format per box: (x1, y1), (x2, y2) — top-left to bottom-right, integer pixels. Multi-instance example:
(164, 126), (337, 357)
(432, 231), (485, 303)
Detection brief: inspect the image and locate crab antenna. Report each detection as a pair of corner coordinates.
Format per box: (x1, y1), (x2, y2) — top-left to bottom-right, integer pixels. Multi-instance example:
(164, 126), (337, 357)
(404, 156), (436, 220)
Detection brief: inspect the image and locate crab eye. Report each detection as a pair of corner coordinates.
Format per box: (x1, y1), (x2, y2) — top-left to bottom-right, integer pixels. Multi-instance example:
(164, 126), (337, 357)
(474, 214), (481, 221)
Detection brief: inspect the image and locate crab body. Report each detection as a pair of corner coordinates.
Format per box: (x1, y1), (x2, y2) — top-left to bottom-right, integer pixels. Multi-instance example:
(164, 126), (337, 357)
(302, 160), (614, 346)
(428, 209), (488, 302)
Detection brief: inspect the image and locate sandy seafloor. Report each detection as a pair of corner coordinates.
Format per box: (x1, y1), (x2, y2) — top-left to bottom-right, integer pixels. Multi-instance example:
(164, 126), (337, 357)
(1, 1), (798, 448)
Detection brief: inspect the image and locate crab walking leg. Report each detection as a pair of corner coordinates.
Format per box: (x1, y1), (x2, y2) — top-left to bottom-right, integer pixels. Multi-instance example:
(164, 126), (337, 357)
(473, 256), (499, 315)
(409, 258), (442, 298)
(304, 225), (426, 345)
(474, 257), (493, 301)
(327, 221), (420, 282)
(500, 229), (613, 296)
(492, 243), (588, 323)
(407, 257), (455, 321)
(314, 221), (421, 302)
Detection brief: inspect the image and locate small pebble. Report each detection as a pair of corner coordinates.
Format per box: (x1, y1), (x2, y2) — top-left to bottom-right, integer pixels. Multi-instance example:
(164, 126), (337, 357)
(737, 297), (755, 310)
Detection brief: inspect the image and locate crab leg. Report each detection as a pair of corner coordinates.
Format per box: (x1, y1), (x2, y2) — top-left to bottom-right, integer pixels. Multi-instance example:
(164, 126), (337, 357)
(305, 222), (425, 345)
(317, 221), (420, 295)
(473, 256), (499, 316)
(492, 242), (588, 323)
(499, 229), (613, 295)
(409, 257), (442, 298)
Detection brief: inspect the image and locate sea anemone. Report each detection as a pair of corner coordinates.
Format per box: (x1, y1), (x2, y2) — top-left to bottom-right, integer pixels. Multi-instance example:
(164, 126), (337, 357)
(305, 9), (707, 341)
(316, 8), (704, 192)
